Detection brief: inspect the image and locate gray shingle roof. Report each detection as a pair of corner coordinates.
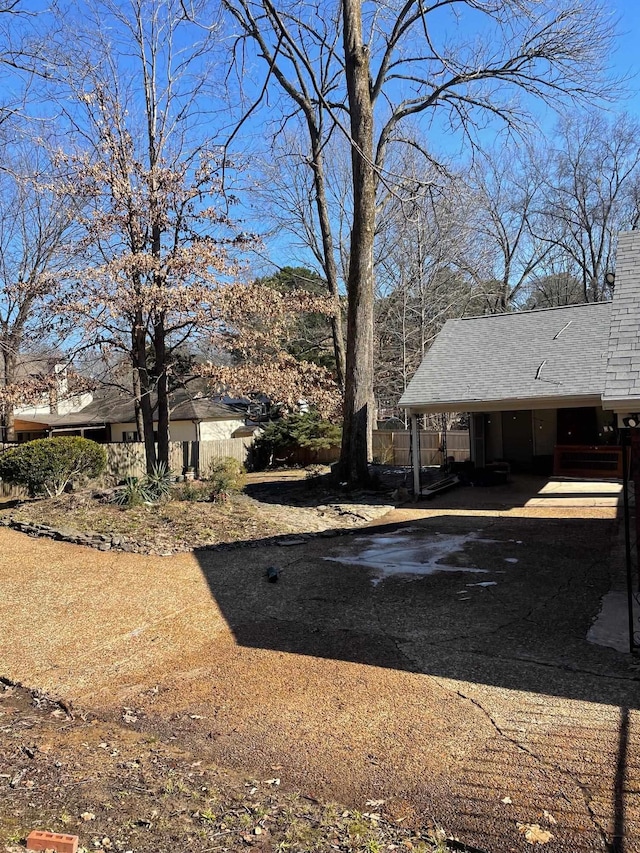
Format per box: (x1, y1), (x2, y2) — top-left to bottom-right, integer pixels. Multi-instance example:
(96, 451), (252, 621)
(603, 231), (640, 407)
(42, 389), (245, 428)
(398, 302), (611, 412)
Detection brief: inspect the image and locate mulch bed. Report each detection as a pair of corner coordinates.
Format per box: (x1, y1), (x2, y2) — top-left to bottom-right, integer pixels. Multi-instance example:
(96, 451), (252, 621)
(0, 473), (396, 556)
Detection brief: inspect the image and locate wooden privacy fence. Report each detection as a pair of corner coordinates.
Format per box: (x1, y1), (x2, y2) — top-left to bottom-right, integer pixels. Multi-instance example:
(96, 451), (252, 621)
(0, 433), (466, 496)
(372, 430), (470, 467)
(106, 438), (255, 480)
(0, 443), (27, 499)
(274, 430), (471, 469)
(0, 481), (27, 499)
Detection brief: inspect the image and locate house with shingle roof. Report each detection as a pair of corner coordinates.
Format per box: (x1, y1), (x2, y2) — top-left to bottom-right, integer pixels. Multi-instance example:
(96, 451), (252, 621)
(12, 387), (248, 444)
(399, 230), (640, 492)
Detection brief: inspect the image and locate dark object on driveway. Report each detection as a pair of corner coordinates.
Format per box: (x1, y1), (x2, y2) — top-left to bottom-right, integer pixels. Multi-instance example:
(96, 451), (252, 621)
(266, 566), (280, 582)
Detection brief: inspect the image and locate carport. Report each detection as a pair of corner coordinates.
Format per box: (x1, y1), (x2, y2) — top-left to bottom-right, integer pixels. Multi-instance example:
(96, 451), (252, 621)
(398, 300), (619, 495)
(400, 229), (640, 655)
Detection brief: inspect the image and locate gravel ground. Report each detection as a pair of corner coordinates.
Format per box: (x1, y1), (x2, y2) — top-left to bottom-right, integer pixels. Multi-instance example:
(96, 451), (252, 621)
(2, 474), (640, 852)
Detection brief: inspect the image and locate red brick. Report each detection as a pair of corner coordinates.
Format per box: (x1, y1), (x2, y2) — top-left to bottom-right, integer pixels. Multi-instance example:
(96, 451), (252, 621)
(26, 830), (79, 853)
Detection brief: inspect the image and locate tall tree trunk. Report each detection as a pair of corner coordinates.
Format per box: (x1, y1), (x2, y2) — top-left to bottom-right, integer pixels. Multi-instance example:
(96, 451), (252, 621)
(154, 314), (170, 470)
(133, 315), (156, 471)
(339, 0), (376, 486)
(308, 124), (347, 389)
(4, 408), (15, 443)
(2, 352), (17, 443)
(132, 362), (145, 443)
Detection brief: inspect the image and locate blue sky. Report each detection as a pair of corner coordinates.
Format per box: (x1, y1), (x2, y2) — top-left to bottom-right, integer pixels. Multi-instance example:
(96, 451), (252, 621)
(608, 0), (640, 112)
(7, 0), (640, 277)
(244, 0), (640, 275)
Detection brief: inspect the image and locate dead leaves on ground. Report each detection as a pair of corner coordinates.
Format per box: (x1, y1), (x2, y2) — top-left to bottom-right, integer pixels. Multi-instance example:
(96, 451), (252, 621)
(502, 794), (556, 845)
(517, 822), (554, 845)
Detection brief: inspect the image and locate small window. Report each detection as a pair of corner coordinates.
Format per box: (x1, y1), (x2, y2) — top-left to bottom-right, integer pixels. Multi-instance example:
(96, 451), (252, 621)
(122, 430), (139, 442)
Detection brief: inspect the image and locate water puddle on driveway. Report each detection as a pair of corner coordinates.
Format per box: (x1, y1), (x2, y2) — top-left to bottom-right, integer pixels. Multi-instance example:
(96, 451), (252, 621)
(325, 529), (503, 585)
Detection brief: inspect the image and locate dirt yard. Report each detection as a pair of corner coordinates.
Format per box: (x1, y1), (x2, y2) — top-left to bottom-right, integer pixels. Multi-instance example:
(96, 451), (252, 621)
(0, 682), (445, 853)
(1, 473), (639, 853)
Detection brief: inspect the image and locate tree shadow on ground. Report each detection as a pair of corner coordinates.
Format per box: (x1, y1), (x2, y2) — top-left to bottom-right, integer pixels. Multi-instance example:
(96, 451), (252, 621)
(195, 512), (639, 710)
(245, 468), (622, 513)
(243, 471), (389, 509)
(191, 509), (640, 852)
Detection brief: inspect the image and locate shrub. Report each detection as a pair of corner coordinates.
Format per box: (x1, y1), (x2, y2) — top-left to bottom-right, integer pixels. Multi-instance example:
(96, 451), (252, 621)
(207, 456), (247, 500)
(254, 412), (341, 468)
(0, 437), (107, 497)
(171, 481), (214, 503)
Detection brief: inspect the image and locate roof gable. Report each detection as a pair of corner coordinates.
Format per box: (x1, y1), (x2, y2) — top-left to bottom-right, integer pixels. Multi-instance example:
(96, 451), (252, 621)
(399, 302), (611, 412)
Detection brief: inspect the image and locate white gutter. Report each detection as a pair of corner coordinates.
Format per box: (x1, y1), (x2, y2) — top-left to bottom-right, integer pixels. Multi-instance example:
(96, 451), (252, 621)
(403, 394), (602, 415)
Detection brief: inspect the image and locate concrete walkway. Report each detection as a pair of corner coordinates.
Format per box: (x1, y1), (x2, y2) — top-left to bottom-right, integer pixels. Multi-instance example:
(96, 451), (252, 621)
(526, 479), (623, 508)
(1, 491), (640, 852)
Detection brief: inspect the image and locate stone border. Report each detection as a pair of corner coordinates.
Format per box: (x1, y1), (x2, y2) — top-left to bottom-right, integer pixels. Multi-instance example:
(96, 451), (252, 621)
(0, 512), (390, 556)
(0, 517), (122, 551)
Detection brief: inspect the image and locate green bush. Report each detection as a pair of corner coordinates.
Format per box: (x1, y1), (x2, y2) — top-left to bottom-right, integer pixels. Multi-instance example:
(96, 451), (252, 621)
(207, 456), (246, 500)
(254, 412), (341, 468)
(0, 437), (107, 497)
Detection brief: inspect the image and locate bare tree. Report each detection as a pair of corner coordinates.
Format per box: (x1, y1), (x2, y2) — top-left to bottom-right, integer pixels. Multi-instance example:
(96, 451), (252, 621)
(222, 0), (617, 485)
(537, 111), (640, 302)
(374, 163), (482, 418)
(48, 0), (249, 472)
(220, 6), (349, 390)
(253, 131), (353, 312)
(0, 140), (76, 441)
(461, 145), (552, 312)
(524, 269), (585, 309)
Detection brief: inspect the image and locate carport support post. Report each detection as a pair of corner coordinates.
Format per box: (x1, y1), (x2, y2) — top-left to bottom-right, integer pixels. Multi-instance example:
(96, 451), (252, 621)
(410, 413), (421, 498)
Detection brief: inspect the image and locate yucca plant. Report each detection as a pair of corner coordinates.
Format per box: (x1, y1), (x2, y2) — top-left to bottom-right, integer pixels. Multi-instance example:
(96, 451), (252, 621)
(145, 461), (172, 501)
(111, 462), (172, 508)
(111, 477), (151, 508)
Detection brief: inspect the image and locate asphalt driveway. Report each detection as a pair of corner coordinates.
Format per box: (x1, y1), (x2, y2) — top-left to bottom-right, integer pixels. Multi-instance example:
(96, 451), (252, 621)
(1, 486), (639, 852)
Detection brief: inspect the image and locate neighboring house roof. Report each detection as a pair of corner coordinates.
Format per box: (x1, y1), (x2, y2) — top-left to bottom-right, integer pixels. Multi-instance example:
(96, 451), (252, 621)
(171, 396), (246, 421)
(21, 389), (246, 429)
(603, 231), (640, 410)
(2, 353), (61, 381)
(399, 302), (612, 413)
